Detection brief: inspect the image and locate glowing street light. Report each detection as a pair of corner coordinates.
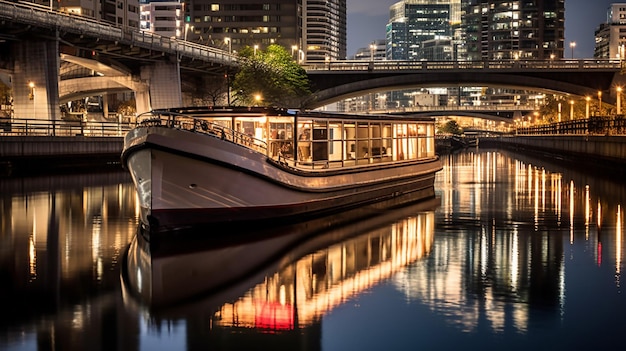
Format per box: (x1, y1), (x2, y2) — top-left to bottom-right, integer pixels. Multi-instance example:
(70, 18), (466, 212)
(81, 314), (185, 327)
(254, 94), (262, 105)
(570, 42), (576, 59)
(617, 86), (622, 115)
(598, 90), (603, 116)
(28, 81), (35, 118)
(224, 37), (232, 54)
(184, 23), (194, 41)
(585, 96), (591, 119)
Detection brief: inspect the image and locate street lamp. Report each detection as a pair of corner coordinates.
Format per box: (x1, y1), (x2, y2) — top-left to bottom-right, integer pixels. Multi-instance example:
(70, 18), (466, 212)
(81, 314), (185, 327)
(254, 94), (262, 106)
(184, 24), (194, 41)
(224, 37), (232, 54)
(598, 90), (603, 116)
(28, 82), (35, 118)
(585, 96), (590, 119)
(570, 42), (576, 59)
(617, 86), (622, 115)
(569, 100), (574, 120)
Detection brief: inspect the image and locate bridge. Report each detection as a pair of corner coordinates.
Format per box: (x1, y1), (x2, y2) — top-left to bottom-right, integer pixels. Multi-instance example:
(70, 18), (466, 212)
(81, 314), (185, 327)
(302, 60), (626, 110)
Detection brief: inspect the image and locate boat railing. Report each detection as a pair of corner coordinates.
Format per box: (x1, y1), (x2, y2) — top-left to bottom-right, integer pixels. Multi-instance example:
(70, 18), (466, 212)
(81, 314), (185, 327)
(137, 111), (269, 154)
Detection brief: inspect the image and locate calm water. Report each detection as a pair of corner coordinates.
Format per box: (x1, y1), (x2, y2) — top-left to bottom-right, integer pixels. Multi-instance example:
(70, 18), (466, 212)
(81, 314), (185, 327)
(1, 148), (625, 351)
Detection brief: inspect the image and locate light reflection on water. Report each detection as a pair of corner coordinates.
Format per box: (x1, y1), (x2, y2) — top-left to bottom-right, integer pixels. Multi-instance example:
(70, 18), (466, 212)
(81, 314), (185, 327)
(1, 148), (625, 351)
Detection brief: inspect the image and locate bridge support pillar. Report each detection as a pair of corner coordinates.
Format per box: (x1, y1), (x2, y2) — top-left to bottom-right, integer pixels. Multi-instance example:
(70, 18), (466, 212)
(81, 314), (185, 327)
(12, 39), (61, 121)
(139, 61), (182, 112)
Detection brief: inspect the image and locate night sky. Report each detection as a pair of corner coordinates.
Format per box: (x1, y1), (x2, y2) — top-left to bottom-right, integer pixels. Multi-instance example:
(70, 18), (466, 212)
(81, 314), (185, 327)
(346, 0), (616, 58)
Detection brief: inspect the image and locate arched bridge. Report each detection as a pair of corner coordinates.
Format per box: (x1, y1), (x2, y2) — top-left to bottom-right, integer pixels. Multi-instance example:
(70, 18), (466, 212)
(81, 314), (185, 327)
(303, 60), (626, 110)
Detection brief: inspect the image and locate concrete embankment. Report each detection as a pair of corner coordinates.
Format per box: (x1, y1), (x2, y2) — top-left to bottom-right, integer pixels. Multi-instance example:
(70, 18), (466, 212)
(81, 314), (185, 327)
(0, 136), (124, 176)
(479, 135), (626, 176)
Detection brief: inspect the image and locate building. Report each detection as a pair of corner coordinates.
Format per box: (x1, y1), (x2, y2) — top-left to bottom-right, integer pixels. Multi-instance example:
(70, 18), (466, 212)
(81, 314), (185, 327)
(181, 0), (302, 53)
(352, 40), (387, 60)
(386, 0), (461, 60)
(303, 0), (347, 62)
(463, 0), (565, 61)
(594, 3), (626, 59)
(54, 0), (140, 28)
(139, 0), (184, 38)
(180, 0), (345, 62)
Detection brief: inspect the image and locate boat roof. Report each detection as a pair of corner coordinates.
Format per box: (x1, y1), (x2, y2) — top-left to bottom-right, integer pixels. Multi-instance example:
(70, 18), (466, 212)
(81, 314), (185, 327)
(156, 106), (435, 122)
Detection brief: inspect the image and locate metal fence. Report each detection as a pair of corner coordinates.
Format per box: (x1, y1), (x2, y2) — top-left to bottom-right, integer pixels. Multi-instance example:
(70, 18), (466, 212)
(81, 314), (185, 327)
(0, 118), (132, 137)
(515, 116), (626, 136)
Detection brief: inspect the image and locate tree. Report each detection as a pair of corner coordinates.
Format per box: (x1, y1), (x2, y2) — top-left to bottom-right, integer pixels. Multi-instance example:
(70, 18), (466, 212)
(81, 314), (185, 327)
(231, 44), (311, 107)
(438, 120), (462, 135)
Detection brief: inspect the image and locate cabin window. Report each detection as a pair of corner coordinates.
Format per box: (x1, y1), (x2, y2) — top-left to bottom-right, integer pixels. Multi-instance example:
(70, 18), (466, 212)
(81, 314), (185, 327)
(343, 122), (356, 166)
(312, 120), (328, 162)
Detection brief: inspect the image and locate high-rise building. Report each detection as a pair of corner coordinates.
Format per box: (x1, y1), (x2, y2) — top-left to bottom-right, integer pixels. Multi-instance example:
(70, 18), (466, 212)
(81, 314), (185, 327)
(182, 0), (302, 54)
(594, 3), (626, 59)
(303, 0), (347, 61)
(55, 0), (140, 28)
(463, 0), (564, 61)
(180, 0), (346, 62)
(386, 0), (461, 60)
(139, 0), (184, 38)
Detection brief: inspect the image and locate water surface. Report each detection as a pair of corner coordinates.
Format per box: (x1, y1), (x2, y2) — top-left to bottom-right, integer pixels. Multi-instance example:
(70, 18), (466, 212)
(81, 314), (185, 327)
(1, 149), (625, 350)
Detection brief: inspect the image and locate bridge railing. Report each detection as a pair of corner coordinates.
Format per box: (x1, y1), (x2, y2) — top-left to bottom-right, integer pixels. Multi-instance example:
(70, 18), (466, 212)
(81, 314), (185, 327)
(0, 0), (237, 65)
(0, 118), (132, 137)
(367, 104), (534, 115)
(303, 59), (623, 72)
(515, 116), (626, 136)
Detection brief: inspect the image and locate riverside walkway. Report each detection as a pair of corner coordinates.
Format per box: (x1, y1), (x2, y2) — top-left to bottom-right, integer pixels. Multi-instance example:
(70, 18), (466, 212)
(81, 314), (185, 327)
(0, 118), (130, 175)
(480, 117), (626, 176)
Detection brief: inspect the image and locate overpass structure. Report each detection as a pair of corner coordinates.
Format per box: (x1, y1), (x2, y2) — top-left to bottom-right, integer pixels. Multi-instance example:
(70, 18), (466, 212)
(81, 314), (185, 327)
(303, 60), (626, 111)
(0, 0), (237, 120)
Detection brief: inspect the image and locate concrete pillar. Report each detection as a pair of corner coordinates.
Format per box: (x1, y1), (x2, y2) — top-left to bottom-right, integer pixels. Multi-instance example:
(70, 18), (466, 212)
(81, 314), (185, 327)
(102, 93), (109, 119)
(139, 61), (182, 111)
(134, 88), (151, 115)
(12, 39), (61, 121)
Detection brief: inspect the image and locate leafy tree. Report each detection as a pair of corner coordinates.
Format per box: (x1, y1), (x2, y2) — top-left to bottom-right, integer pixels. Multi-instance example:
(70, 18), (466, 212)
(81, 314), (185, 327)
(231, 44), (311, 107)
(438, 120), (462, 135)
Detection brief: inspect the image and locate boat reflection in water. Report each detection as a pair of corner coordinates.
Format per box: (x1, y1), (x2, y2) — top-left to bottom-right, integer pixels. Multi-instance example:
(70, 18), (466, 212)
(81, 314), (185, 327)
(122, 195), (439, 334)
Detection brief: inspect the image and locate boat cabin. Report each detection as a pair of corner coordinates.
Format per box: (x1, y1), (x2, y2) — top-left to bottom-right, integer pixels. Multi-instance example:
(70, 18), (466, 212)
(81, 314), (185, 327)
(149, 107), (437, 169)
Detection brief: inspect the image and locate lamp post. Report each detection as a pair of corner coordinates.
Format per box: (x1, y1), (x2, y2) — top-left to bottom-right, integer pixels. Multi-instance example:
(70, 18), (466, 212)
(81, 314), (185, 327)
(617, 86), (622, 115)
(28, 82), (35, 118)
(184, 24), (194, 41)
(570, 42), (576, 59)
(569, 100), (574, 120)
(224, 37), (232, 54)
(598, 90), (603, 116)
(585, 96), (590, 119)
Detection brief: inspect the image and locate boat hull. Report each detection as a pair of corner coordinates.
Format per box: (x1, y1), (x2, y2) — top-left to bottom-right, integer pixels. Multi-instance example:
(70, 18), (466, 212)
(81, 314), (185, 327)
(123, 126), (442, 232)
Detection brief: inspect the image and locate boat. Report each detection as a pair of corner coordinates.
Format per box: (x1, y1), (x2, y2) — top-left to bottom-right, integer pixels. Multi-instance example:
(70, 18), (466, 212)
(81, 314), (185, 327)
(121, 106), (442, 233)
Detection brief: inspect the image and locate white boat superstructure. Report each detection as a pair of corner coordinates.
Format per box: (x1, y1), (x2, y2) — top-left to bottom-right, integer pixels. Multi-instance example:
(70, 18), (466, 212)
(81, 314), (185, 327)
(121, 107), (442, 232)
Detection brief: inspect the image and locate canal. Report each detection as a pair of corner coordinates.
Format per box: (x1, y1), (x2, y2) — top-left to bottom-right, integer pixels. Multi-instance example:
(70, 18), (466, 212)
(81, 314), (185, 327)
(1, 147), (625, 351)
